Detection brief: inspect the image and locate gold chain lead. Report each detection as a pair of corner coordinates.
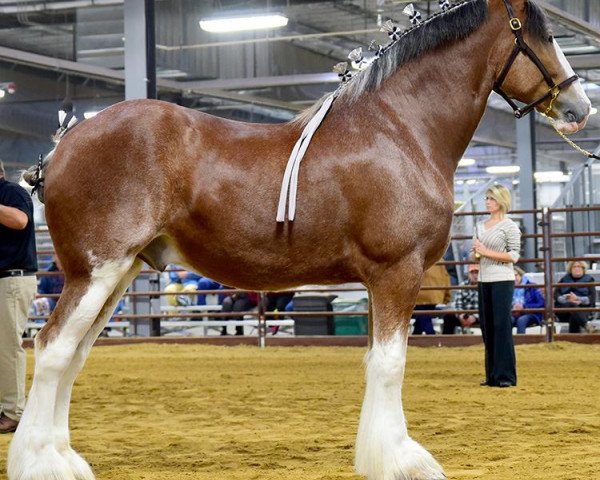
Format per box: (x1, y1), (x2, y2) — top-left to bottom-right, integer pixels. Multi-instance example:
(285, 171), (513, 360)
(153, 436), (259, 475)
(550, 118), (598, 159)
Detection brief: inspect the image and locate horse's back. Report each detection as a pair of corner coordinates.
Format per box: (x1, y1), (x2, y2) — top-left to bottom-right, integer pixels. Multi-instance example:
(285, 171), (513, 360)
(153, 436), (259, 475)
(42, 99), (306, 277)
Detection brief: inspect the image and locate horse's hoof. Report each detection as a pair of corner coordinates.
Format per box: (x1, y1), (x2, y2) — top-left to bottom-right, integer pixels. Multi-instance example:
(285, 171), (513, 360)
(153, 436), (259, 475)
(8, 446), (76, 480)
(356, 437), (445, 480)
(61, 448), (95, 480)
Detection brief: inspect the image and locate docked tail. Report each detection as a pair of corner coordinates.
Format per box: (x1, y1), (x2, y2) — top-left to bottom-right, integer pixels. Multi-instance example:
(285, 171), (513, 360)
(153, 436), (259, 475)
(20, 102), (78, 203)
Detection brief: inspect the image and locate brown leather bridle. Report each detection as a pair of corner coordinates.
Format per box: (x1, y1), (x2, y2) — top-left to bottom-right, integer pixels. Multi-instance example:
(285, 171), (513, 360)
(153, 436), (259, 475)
(493, 0), (579, 119)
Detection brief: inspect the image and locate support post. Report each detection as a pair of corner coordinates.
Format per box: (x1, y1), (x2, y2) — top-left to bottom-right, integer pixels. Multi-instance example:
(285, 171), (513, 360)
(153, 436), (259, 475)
(540, 207), (555, 342)
(124, 0), (156, 100)
(258, 292), (267, 348)
(517, 113), (537, 270)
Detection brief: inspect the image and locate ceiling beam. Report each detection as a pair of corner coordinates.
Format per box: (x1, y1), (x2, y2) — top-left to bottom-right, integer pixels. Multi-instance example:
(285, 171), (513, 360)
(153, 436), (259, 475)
(179, 73), (338, 91)
(568, 53), (600, 69)
(537, 1), (600, 41)
(0, 45), (301, 111)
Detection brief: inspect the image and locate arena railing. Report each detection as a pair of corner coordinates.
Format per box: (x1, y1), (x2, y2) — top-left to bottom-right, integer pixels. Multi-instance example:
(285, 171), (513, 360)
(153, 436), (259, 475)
(30, 207), (600, 345)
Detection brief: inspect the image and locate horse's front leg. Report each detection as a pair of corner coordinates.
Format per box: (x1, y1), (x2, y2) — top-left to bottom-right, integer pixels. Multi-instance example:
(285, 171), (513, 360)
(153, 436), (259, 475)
(356, 264), (445, 480)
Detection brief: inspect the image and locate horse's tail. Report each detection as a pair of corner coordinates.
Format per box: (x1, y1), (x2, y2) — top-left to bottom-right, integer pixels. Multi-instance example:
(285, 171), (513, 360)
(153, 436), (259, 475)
(20, 102), (78, 204)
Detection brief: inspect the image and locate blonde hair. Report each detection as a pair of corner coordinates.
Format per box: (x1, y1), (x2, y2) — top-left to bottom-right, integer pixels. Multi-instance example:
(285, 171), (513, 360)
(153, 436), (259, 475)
(567, 260), (588, 274)
(486, 184), (511, 214)
(514, 266), (525, 277)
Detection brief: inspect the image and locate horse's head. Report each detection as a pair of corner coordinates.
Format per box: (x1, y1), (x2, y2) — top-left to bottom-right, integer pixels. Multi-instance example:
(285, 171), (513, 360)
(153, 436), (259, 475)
(491, 0), (591, 134)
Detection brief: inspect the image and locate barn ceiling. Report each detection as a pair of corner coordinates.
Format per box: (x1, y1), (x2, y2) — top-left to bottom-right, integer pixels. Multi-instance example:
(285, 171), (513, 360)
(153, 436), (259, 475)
(0, 0), (599, 190)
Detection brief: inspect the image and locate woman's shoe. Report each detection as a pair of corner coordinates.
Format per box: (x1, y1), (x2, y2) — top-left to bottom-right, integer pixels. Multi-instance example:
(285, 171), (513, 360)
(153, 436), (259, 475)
(480, 380), (489, 386)
(498, 381), (514, 388)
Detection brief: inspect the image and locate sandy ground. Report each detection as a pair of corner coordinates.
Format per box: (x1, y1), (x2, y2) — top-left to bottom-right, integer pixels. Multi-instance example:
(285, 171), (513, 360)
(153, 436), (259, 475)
(1, 342), (599, 480)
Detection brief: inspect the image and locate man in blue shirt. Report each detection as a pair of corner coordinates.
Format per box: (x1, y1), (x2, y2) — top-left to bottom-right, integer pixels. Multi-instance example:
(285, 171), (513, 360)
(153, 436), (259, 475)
(0, 160), (38, 433)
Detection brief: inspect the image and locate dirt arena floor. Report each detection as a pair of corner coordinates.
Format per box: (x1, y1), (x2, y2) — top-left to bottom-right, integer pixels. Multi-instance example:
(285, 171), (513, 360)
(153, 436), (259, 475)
(1, 342), (599, 480)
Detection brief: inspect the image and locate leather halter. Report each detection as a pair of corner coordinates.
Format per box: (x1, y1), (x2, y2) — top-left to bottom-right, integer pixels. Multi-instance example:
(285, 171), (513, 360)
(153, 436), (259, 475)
(493, 0), (579, 119)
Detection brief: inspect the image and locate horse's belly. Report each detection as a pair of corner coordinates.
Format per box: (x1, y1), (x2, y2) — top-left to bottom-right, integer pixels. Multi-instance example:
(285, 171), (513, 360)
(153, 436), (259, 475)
(161, 229), (358, 291)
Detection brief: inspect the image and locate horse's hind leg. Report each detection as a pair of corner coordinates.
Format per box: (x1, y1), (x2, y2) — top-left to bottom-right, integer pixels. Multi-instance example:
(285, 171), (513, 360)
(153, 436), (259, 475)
(8, 257), (135, 480)
(54, 258), (143, 480)
(355, 261), (445, 480)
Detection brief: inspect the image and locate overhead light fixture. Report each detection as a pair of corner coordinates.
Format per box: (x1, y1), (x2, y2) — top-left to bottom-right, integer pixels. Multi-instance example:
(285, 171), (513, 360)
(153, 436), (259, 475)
(458, 158), (476, 167)
(200, 13), (288, 33)
(84, 110), (100, 119)
(534, 171), (571, 183)
(591, 107), (598, 115)
(486, 165), (520, 174)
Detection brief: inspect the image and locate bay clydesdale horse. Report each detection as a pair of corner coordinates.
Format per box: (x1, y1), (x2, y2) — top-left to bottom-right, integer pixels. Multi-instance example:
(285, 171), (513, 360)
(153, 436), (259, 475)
(12, 1), (590, 479)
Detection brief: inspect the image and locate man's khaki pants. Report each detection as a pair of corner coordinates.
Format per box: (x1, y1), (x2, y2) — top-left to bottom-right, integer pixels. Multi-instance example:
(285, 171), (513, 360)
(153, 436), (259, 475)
(0, 275), (37, 421)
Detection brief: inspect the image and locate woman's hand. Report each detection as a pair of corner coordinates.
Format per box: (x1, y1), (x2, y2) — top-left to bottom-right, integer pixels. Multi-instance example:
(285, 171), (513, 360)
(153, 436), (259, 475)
(567, 292), (581, 305)
(472, 239), (488, 258)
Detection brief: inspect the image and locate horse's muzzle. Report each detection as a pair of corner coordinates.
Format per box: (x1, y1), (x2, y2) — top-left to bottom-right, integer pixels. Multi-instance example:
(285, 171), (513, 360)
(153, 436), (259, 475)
(555, 102), (591, 134)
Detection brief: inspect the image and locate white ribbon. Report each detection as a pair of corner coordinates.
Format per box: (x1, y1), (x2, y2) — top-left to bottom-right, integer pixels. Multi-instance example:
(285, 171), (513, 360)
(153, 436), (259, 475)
(276, 94), (335, 222)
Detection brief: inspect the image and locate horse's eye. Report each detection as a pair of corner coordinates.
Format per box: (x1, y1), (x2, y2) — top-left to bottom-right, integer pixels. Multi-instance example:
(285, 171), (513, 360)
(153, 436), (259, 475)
(548, 35), (554, 43)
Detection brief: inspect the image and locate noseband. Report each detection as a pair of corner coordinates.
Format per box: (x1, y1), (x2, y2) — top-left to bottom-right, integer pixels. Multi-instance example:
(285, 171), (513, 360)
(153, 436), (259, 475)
(493, 0), (579, 119)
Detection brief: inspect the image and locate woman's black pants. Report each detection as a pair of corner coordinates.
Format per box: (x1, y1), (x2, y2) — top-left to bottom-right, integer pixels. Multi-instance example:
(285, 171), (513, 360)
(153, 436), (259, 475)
(478, 281), (516, 386)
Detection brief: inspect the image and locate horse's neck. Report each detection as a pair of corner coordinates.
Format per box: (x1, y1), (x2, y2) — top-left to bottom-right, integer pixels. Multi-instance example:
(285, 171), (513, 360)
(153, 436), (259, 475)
(358, 23), (499, 170)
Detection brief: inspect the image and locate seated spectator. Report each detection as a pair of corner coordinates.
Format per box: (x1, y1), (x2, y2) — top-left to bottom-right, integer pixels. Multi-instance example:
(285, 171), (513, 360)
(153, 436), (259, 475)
(412, 264), (451, 335)
(554, 261), (596, 333)
(165, 265), (201, 306)
(197, 277), (225, 306)
(221, 291), (259, 336)
(263, 291), (295, 335)
(442, 264), (479, 334)
(165, 265), (223, 307)
(511, 266), (545, 334)
(31, 254), (64, 317)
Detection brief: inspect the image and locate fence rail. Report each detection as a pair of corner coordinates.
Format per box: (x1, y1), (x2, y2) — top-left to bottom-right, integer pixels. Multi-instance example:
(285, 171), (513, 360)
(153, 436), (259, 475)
(29, 205), (600, 345)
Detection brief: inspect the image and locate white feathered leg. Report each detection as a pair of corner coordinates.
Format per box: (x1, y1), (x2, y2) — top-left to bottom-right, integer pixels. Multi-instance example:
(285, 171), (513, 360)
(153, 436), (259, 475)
(356, 268), (445, 480)
(8, 259), (133, 480)
(54, 259), (143, 480)
(355, 331), (445, 480)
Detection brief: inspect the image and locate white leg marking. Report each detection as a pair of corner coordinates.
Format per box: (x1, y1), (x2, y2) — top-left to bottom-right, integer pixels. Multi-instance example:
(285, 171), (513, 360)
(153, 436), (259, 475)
(355, 332), (445, 480)
(55, 260), (142, 480)
(8, 259), (132, 480)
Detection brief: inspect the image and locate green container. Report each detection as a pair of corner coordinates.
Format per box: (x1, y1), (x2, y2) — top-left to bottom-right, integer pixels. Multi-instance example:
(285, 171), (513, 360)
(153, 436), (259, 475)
(334, 315), (368, 335)
(332, 298), (368, 335)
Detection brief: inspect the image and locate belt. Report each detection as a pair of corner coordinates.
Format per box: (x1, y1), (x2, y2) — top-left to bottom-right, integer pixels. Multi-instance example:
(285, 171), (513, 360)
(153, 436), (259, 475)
(0, 270), (37, 279)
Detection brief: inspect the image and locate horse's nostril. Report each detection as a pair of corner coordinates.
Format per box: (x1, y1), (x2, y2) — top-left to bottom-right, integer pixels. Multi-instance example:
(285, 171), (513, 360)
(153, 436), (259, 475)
(564, 110), (577, 123)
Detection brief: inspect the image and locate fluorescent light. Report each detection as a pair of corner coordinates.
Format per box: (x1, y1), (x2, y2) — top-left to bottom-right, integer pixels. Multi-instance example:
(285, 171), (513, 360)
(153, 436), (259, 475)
(0, 90), (5, 99)
(200, 14), (288, 33)
(84, 111), (100, 119)
(458, 158), (476, 167)
(486, 165), (520, 174)
(591, 107), (598, 115)
(534, 171), (571, 183)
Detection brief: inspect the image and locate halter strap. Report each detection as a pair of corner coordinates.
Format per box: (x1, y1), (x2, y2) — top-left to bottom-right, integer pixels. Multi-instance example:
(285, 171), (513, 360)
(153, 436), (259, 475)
(494, 0), (579, 119)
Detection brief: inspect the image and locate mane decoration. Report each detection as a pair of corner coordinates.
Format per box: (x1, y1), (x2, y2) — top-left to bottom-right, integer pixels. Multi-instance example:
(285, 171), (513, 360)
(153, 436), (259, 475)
(403, 4), (422, 26)
(348, 48), (369, 70)
(333, 62), (352, 82)
(296, 0), (488, 126)
(55, 101), (79, 141)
